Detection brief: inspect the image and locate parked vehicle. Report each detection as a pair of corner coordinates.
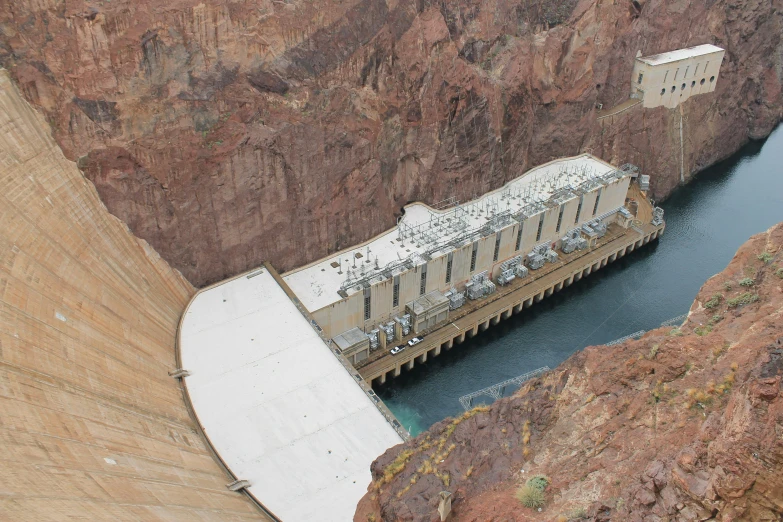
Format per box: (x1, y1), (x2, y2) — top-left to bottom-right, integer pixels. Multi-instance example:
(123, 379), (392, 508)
(407, 336), (424, 346)
(390, 345), (406, 355)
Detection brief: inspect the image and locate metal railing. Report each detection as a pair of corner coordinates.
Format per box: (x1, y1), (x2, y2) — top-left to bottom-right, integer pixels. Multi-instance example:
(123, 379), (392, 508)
(458, 366), (550, 410)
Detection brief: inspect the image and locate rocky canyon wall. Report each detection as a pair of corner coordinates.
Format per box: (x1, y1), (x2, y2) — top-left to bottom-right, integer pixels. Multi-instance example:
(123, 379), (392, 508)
(1, 0), (781, 286)
(0, 69), (265, 521)
(356, 222), (783, 521)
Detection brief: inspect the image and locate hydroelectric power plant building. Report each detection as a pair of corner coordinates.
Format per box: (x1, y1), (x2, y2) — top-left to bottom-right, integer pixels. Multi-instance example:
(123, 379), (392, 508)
(283, 154), (660, 366)
(178, 152), (665, 520)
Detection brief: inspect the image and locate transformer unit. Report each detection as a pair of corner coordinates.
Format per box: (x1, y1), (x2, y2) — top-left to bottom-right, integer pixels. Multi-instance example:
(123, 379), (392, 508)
(443, 288), (465, 310)
(379, 322), (395, 344)
(585, 219), (607, 238)
(560, 229), (582, 254)
(465, 271), (495, 300)
(515, 264), (529, 279)
(526, 254), (545, 270)
(368, 329), (379, 350)
(526, 244), (558, 270)
(394, 314), (411, 336)
(639, 175), (650, 191)
(497, 268), (515, 286)
(497, 255), (525, 286)
(652, 207), (665, 226)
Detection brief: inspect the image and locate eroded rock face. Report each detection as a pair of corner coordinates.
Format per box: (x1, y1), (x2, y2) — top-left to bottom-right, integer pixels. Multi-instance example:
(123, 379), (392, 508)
(1, 0), (781, 286)
(355, 222), (783, 521)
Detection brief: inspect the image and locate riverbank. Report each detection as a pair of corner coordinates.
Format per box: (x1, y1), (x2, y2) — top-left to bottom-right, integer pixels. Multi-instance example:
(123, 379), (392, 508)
(357, 220), (783, 521)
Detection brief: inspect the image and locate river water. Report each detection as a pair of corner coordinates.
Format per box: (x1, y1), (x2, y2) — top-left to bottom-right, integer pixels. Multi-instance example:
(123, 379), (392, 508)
(378, 124), (783, 436)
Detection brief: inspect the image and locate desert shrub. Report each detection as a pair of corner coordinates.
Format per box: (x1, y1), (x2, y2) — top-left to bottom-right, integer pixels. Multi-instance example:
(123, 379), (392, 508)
(380, 449), (414, 485)
(526, 474), (550, 491)
(776, 267), (783, 279)
(516, 484), (546, 508)
(568, 507), (588, 520)
(695, 325), (712, 336)
(727, 293), (759, 308)
(758, 252), (773, 263)
(723, 281), (733, 291)
(739, 277), (754, 287)
(704, 293), (723, 309)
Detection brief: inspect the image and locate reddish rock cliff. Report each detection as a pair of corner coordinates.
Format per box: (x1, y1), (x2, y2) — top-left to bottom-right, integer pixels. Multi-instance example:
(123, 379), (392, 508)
(1, 0), (781, 285)
(355, 222), (783, 521)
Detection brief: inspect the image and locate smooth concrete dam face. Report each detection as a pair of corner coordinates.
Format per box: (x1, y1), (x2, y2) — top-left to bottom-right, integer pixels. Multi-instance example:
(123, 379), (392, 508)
(0, 69), (266, 521)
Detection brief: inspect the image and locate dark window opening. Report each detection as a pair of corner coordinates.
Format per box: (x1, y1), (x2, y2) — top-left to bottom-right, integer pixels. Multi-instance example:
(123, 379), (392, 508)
(556, 204), (565, 233)
(445, 254), (453, 284)
(660, 88), (666, 95)
(637, 73), (643, 84)
(593, 189), (602, 216)
(681, 83), (686, 90)
(710, 76), (715, 82)
(419, 266), (427, 296)
(536, 215), (544, 242)
(470, 242), (478, 272)
(691, 80), (696, 87)
(392, 276), (400, 307)
(515, 224), (524, 251)
(364, 292), (371, 320)
(671, 86), (676, 93)
(575, 196), (584, 224)
(700, 78), (705, 85)
(493, 232), (502, 261)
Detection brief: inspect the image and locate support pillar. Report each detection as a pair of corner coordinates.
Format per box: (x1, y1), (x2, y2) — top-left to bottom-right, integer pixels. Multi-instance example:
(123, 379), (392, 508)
(490, 315), (500, 326)
(512, 303), (523, 314)
(502, 309), (512, 320)
(417, 352), (427, 364)
(405, 359), (414, 371)
(456, 333), (465, 344)
(554, 281), (563, 292)
(393, 366), (401, 377)
(378, 372), (387, 385)
(524, 298), (534, 308)
(434, 345), (442, 356)
(544, 287), (553, 298)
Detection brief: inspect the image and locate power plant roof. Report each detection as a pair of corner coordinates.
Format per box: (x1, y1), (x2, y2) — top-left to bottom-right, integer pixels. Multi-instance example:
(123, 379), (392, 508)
(283, 154), (618, 312)
(179, 268), (403, 521)
(637, 44), (724, 66)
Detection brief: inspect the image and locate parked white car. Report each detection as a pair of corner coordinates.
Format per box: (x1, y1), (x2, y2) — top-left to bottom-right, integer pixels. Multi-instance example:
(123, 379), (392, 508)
(390, 345), (406, 355)
(407, 336), (424, 346)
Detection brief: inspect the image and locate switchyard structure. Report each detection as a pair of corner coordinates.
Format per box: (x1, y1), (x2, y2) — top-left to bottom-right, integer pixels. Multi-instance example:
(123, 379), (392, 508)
(283, 154), (662, 368)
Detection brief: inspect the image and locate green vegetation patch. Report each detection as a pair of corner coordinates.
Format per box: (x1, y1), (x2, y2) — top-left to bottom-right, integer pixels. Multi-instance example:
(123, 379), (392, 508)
(727, 292), (760, 308)
(739, 277), (755, 287)
(757, 252), (773, 264)
(704, 293), (723, 309)
(526, 474), (550, 491)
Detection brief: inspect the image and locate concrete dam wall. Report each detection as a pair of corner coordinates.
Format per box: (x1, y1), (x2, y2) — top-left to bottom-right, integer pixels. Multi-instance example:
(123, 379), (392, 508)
(0, 69), (264, 520)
